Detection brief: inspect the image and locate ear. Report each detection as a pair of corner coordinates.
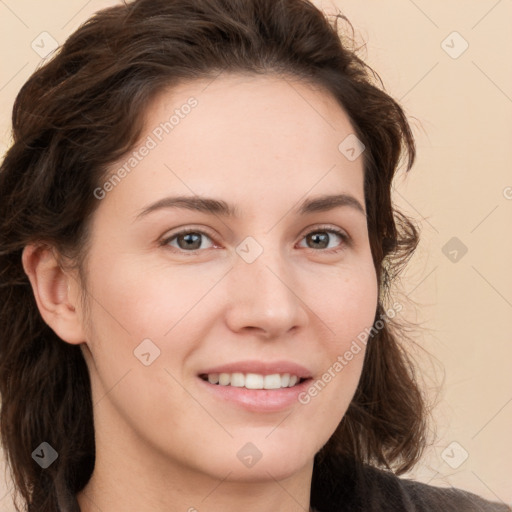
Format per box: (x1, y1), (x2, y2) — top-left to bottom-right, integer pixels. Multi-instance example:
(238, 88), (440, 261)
(21, 244), (85, 345)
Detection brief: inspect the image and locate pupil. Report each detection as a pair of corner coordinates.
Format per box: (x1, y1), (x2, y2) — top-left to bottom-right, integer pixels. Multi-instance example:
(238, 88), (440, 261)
(180, 233), (201, 250)
(309, 232), (328, 249)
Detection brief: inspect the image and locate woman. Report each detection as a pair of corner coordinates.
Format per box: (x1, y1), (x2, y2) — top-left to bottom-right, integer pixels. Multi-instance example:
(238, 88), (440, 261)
(0, 0), (509, 511)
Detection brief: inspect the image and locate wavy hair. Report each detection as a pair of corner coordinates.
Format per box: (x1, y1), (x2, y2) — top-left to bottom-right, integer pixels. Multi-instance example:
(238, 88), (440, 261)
(0, 0), (431, 510)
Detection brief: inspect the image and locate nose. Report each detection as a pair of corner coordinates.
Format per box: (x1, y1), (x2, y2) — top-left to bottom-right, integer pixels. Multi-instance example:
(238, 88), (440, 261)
(224, 244), (309, 339)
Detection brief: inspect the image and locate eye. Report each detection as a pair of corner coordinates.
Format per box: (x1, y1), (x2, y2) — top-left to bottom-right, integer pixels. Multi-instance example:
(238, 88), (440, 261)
(162, 229), (216, 253)
(297, 226), (350, 253)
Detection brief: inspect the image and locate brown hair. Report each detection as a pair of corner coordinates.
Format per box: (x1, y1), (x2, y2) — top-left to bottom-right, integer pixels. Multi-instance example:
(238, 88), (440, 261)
(0, 0), (430, 510)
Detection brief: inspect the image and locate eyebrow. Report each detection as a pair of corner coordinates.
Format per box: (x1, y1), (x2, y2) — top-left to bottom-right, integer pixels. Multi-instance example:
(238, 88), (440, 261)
(134, 193), (366, 221)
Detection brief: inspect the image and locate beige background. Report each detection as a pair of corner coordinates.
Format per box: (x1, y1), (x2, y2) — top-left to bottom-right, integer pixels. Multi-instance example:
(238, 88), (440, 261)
(1, 0), (511, 509)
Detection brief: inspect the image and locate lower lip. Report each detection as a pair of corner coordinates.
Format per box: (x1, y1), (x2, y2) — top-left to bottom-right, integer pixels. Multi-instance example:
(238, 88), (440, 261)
(197, 377), (312, 413)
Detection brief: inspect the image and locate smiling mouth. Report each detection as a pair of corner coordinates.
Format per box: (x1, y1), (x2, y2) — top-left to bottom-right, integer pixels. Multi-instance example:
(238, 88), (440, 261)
(199, 372), (308, 390)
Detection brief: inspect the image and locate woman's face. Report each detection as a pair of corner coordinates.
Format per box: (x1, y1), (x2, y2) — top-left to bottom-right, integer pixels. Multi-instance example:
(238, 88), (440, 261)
(76, 73), (378, 482)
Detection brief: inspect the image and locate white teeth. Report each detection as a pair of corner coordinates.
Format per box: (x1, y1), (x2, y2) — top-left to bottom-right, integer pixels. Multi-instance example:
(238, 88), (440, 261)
(202, 372), (303, 389)
(208, 373), (219, 384)
(230, 373), (245, 387)
(245, 373), (264, 389)
(218, 373), (230, 386)
(263, 374), (281, 389)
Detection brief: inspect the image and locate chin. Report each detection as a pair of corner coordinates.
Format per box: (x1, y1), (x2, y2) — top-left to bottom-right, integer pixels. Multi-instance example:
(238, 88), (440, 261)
(217, 457), (312, 483)
(197, 439), (315, 483)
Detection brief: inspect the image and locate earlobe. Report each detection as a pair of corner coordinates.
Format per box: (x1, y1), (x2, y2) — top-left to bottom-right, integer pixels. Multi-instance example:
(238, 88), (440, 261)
(21, 244), (85, 345)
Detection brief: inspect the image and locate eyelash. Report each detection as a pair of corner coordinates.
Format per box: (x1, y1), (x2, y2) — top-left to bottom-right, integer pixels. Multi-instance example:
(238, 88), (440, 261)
(159, 225), (351, 255)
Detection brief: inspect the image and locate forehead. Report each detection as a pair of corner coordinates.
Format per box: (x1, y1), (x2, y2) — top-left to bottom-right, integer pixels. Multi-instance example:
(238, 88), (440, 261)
(102, 73), (366, 218)
(149, 72), (357, 155)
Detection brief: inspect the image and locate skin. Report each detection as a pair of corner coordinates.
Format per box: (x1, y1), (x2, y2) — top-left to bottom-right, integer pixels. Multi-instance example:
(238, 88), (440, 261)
(23, 73), (378, 512)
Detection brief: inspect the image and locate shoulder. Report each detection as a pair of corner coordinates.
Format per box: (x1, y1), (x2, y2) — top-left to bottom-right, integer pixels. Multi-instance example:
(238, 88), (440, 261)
(396, 473), (511, 512)
(311, 458), (511, 512)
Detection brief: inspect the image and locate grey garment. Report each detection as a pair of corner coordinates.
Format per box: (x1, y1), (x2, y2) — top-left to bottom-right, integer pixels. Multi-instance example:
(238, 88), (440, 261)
(310, 459), (511, 512)
(399, 477), (511, 512)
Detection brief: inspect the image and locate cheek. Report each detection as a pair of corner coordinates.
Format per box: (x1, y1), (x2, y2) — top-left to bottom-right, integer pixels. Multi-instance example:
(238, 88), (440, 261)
(316, 258), (379, 347)
(79, 253), (228, 413)
(79, 256), (201, 439)
(299, 260), (378, 414)
(84, 252), (221, 341)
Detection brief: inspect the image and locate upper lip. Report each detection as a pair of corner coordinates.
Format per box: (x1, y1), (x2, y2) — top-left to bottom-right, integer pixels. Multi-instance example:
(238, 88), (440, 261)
(198, 360), (313, 379)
